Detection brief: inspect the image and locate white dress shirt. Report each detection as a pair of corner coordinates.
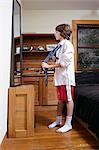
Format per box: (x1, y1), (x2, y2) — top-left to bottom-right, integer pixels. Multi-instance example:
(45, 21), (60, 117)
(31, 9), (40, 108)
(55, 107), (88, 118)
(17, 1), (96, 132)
(54, 39), (75, 86)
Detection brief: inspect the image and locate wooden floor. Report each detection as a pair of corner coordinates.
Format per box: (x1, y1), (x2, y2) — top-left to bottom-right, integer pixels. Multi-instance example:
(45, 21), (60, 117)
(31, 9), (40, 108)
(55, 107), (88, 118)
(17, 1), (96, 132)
(1, 106), (99, 150)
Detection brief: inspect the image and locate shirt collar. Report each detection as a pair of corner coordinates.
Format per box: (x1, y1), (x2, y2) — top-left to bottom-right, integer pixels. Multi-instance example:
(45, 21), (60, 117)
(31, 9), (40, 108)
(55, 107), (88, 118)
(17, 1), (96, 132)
(59, 39), (67, 46)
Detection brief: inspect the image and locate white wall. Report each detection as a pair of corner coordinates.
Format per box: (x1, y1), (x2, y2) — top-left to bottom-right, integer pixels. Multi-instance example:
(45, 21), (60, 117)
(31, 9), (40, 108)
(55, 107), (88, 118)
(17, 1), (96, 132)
(0, 0), (13, 144)
(23, 10), (99, 33)
(0, 0), (22, 144)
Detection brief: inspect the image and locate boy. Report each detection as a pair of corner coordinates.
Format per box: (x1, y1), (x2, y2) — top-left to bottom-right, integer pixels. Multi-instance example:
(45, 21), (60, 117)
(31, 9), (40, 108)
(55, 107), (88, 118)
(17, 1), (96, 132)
(42, 24), (75, 133)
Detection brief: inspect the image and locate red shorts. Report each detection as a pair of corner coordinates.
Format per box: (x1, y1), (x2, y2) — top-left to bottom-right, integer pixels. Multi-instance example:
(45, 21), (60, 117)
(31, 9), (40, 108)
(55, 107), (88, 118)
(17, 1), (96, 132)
(56, 85), (74, 102)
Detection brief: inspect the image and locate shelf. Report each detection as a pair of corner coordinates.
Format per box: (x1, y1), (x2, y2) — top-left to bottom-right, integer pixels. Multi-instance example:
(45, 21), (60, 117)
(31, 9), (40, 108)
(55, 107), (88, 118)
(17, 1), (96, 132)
(14, 53), (20, 55)
(21, 33), (55, 37)
(14, 83), (22, 86)
(14, 75), (21, 78)
(14, 51), (51, 56)
(22, 70), (54, 76)
(22, 73), (54, 77)
(23, 50), (50, 53)
(14, 34), (55, 41)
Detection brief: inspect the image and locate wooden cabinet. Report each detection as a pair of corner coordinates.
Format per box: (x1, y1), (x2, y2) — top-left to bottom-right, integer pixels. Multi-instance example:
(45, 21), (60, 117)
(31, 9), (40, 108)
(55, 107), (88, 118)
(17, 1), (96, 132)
(47, 76), (57, 105)
(22, 75), (58, 106)
(15, 34), (58, 106)
(22, 76), (40, 105)
(8, 85), (34, 138)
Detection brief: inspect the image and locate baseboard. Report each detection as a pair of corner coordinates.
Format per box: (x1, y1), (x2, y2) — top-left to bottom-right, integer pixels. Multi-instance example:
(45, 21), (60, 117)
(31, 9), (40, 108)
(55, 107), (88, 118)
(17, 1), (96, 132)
(75, 116), (98, 140)
(0, 133), (7, 150)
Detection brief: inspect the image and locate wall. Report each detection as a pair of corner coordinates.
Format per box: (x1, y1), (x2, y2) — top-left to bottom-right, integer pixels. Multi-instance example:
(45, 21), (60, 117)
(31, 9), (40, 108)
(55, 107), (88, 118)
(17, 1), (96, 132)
(0, 0), (13, 144)
(0, 0), (22, 144)
(23, 10), (99, 33)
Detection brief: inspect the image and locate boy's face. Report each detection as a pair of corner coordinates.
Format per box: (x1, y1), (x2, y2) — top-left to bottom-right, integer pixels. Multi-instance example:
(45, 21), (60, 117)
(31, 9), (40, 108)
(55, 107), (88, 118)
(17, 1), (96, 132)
(54, 30), (62, 40)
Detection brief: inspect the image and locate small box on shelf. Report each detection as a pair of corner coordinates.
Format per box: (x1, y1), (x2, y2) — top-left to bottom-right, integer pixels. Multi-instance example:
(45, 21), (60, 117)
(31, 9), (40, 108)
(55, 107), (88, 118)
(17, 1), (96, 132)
(46, 44), (57, 51)
(16, 47), (20, 54)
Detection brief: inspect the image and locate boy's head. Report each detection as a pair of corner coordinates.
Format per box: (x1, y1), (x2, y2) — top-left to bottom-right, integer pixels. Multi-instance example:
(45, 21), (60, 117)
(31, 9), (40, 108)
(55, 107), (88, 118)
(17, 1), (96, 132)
(55, 24), (72, 40)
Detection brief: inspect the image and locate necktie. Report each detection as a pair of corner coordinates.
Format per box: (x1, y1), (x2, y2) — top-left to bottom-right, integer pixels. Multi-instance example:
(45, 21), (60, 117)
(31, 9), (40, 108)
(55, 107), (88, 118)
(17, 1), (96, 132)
(43, 44), (62, 86)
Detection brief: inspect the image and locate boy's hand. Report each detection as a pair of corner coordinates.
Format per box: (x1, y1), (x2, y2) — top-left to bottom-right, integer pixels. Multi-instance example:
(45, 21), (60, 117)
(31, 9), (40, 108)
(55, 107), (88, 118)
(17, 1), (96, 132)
(42, 62), (50, 68)
(52, 56), (56, 62)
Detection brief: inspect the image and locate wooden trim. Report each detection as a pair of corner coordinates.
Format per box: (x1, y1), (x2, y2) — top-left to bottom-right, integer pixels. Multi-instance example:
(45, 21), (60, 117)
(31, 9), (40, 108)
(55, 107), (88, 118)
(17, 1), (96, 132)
(72, 20), (99, 71)
(15, 34), (55, 40)
(0, 133), (7, 150)
(21, 33), (55, 37)
(72, 20), (99, 25)
(72, 20), (78, 71)
(42, 77), (48, 105)
(8, 87), (16, 137)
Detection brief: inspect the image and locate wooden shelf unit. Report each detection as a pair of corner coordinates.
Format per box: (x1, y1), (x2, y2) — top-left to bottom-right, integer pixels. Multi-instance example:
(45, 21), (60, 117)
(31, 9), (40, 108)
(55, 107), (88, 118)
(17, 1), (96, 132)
(15, 33), (58, 106)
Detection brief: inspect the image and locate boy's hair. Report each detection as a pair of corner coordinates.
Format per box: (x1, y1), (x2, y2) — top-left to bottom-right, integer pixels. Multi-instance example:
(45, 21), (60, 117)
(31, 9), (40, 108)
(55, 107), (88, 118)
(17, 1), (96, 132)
(55, 24), (72, 40)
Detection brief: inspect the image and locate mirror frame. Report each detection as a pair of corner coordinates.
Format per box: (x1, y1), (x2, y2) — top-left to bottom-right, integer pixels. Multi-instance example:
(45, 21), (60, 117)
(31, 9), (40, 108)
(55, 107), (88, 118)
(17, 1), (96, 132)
(10, 0), (22, 86)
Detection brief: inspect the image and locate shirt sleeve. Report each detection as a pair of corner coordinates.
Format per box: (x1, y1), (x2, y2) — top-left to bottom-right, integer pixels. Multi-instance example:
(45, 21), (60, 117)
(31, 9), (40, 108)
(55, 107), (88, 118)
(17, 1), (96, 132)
(59, 42), (74, 68)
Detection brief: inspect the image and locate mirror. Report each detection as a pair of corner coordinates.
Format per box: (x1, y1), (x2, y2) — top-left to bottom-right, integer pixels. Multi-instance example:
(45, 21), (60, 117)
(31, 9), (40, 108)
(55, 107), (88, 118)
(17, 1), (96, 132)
(14, 0), (21, 38)
(10, 0), (22, 86)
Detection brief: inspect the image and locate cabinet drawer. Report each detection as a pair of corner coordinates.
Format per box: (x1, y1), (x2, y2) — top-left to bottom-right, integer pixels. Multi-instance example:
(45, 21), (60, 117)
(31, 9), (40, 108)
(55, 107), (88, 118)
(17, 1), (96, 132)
(22, 77), (39, 82)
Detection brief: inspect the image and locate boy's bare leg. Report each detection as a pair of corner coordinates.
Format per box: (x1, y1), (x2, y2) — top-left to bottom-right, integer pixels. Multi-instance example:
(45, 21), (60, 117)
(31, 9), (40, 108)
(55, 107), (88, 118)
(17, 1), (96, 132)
(67, 100), (74, 116)
(57, 101), (64, 116)
(56, 100), (74, 133)
(48, 101), (64, 128)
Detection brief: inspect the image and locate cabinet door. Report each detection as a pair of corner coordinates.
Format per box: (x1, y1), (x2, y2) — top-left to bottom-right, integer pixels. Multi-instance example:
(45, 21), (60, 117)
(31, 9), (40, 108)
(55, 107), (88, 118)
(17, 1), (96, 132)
(22, 77), (40, 105)
(46, 76), (58, 105)
(8, 85), (34, 138)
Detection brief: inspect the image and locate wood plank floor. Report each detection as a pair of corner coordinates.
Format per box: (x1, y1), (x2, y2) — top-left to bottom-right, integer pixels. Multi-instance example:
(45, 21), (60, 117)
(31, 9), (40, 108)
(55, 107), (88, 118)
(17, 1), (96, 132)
(1, 106), (99, 150)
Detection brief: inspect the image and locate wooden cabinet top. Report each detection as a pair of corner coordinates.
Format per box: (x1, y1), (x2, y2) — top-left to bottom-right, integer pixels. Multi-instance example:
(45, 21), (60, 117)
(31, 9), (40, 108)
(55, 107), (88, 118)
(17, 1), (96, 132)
(15, 33), (55, 39)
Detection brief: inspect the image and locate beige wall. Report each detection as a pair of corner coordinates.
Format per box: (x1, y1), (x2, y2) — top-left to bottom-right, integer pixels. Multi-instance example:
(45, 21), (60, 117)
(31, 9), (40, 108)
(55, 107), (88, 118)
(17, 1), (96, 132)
(22, 10), (99, 33)
(0, 0), (13, 144)
(0, 0), (22, 144)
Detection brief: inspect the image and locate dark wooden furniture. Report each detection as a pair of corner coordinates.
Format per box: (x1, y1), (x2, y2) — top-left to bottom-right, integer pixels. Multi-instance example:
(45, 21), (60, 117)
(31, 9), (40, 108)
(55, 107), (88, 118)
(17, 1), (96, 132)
(15, 34), (58, 106)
